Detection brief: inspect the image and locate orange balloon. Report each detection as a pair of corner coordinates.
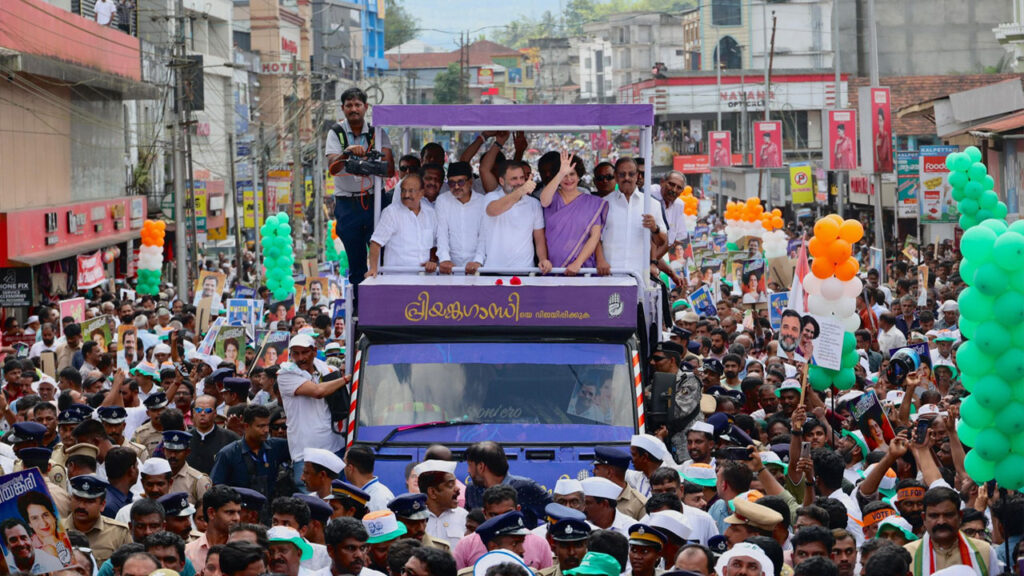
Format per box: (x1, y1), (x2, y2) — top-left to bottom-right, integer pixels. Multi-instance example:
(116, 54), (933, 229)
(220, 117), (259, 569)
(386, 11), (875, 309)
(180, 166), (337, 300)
(807, 236), (824, 258)
(826, 214), (843, 226)
(684, 186), (693, 195)
(835, 257), (859, 281)
(827, 239), (852, 264)
(814, 218), (840, 242)
(773, 217), (784, 228)
(811, 257), (835, 279)
(839, 220), (864, 244)
(772, 209), (782, 217)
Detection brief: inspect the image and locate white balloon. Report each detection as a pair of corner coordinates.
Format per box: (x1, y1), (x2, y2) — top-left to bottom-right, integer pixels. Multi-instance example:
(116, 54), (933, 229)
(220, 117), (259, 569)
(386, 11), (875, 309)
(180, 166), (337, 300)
(803, 273), (823, 296)
(834, 297), (856, 318)
(842, 276), (864, 299)
(841, 313), (862, 332)
(821, 277), (844, 301)
(808, 294), (830, 315)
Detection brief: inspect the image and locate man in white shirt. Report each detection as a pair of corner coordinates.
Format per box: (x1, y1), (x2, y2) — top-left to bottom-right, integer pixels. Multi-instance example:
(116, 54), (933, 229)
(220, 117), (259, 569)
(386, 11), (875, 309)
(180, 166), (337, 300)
(877, 312), (907, 357)
(417, 459), (468, 547)
(366, 173), (437, 277)
(659, 171), (689, 245)
(343, 445), (394, 511)
(436, 162), (487, 275)
(601, 158), (667, 278)
(95, 0), (117, 25)
(471, 160), (551, 273)
(29, 323), (57, 359)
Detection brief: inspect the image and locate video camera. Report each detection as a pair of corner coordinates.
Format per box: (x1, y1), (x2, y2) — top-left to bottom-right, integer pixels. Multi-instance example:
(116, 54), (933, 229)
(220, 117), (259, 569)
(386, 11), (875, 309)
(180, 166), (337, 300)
(645, 372), (676, 430)
(346, 149), (387, 177)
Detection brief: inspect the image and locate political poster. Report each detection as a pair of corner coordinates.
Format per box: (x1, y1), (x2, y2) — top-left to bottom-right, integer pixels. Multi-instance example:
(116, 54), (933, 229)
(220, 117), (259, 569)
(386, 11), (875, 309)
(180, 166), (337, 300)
(691, 226), (710, 249)
(58, 298), (86, 336)
(806, 314), (845, 371)
(198, 317), (225, 356)
(193, 270), (226, 309)
(0, 468), (75, 574)
(234, 285), (257, 299)
(754, 121), (783, 169)
(769, 293), (789, 331)
(858, 87), (894, 174)
(708, 131), (733, 168)
(689, 285), (717, 317)
(227, 299), (260, 327)
(215, 325), (247, 373)
(790, 164), (814, 204)
(76, 251), (105, 290)
(851, 390), (896, 450)
(740, 258), (768, 304)
(919, 145), (960, 224)
(896, 152), (919, 218)
(253, 331), (290, 373)
(826, 110), (858, 171)
(81, 315), (112, 353)
(331, 299), (347, 341)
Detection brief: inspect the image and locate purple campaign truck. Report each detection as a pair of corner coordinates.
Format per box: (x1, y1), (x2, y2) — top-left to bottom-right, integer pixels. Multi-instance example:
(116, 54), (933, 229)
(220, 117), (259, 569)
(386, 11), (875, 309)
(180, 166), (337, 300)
(340, 104), (661, 494)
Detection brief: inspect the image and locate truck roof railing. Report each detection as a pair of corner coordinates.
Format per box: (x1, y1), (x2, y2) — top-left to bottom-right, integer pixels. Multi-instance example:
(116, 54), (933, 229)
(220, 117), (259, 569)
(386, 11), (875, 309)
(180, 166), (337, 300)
(375, 266), (648, 289)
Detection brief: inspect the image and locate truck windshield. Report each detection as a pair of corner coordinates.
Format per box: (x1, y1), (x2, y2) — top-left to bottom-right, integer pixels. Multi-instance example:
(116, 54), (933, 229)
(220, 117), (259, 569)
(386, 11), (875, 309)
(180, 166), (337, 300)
(359, 342), (633, 428)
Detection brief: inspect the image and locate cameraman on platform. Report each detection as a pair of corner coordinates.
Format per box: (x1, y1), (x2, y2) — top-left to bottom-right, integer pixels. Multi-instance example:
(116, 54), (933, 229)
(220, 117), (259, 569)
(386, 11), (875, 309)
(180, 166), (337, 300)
(647, 341), (703, 463)
(325, 87), (395, 303)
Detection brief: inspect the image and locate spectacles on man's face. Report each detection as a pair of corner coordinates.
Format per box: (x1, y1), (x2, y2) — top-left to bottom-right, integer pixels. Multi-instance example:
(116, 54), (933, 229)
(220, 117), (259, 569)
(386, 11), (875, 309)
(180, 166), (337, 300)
(399, 165), (415, 172)
(194, 407), (214, 414)
(448, 178), (469, 188)
(962, 527), (989, 538)
(271, 423), (287, 431)
(594, 174), (615, 182)
(651, 355), (668, 363)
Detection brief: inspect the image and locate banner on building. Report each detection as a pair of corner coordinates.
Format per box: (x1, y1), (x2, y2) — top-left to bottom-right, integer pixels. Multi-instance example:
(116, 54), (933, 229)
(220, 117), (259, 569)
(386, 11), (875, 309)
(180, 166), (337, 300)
(858, 87), (894, 174)
(896, 151), (919, 218)
(0, 268), (32, 307)
(790, 164), (814, 204)
(753, 121), (783, 169)
(76, 251), (106, 290)
(826, 109), (858, 171)
(708, 131), (733, 168)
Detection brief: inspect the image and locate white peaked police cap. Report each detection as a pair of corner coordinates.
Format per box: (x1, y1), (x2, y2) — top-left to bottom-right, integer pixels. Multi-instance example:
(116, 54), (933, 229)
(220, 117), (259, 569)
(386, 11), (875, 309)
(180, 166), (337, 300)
(304, 448), (345, 474)
(413, 460), (457, 476)
(580, 477), (621, 500)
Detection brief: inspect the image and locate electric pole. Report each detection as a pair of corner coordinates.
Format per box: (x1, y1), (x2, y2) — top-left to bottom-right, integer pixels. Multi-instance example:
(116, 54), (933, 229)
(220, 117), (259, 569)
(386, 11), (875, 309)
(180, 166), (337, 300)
(229, 132), (243, 278)
(172, 0), (188, 299)
(867, 0), (884, 253)
(290, 54), (303, 250)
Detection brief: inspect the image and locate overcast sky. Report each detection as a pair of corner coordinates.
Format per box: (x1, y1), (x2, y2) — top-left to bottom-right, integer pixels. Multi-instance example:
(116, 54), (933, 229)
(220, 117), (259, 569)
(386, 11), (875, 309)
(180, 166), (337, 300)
(404, 0), (566, 50)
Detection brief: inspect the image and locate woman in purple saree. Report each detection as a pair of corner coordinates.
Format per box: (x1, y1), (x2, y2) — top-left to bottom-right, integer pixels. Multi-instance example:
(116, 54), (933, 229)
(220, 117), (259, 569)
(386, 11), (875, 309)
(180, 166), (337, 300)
(540, 150), (609, 275)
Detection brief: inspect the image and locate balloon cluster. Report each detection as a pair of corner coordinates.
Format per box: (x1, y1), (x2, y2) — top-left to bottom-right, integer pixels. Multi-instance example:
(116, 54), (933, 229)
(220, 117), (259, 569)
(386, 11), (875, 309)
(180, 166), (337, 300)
(724, 198), (779, 245)
(947, 146), (1005, 230)
(326, 221), (342, 262)
(102, 246), (121, 264)
(260, 213), (296, 301)
(137, 220), (166, 296)
(955, 220), (1024, 489)
(803, 215), (865, 391)
(763, 229), (788, 259)
(679, 186), (699, 232)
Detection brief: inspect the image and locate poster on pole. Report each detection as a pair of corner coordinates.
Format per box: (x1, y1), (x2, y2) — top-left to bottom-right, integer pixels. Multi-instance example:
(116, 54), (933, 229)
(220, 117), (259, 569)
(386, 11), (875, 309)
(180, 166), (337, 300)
(896, 151), (919, 217)
(858, 87), (894, 174)
(754, 121), (783, 168)
(790, 164), (814, 204)
(826, 110), (858, 171)
(708, 131), (733, 168)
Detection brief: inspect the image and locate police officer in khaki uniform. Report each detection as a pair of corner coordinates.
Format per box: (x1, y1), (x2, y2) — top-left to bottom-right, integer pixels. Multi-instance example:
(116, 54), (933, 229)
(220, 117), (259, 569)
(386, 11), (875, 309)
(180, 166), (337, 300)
(131, 391), (169, 455)
(592, 447), (647, 521)
(539, 518), (592, 576)
(97, 406), (149, 461)
(158, 491), (199, 542)
(163, 430), (212, 505)
(64, 474), (132, 565)
(64, 442), (100, 479)
(53, 404), (93, 470)
(9, 421), (68, 488)
(389, 493), (450, 552)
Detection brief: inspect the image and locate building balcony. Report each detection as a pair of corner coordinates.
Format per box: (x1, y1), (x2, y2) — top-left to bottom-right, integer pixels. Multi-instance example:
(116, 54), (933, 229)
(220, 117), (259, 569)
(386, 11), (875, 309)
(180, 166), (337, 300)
(0, 0), (157, 97)
(994, 22), (1024, 44)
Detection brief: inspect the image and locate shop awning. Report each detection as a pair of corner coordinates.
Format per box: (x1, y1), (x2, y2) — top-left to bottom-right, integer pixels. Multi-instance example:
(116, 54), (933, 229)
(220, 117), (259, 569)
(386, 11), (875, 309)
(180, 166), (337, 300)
(10, 229), (140, 266)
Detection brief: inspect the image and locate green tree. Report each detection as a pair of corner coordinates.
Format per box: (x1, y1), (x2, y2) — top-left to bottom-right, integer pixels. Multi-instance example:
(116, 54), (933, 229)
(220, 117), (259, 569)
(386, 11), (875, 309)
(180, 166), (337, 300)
(384, 0), (418, 50)
(433, 63), (462, 104)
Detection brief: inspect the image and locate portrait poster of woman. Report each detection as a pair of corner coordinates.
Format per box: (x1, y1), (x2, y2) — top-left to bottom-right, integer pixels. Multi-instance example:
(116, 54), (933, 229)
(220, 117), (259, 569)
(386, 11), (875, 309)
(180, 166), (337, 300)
(851, 390), (896, 450)
(254, 331), (291, 371)
(81, 315), (112, 353)
(215, 326), (248, 373)
(0, 469), (74, 574)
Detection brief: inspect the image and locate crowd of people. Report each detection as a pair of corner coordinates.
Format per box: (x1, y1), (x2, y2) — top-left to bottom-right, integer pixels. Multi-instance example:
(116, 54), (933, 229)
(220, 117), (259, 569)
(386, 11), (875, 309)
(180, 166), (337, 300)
(0, 88), (999, 576)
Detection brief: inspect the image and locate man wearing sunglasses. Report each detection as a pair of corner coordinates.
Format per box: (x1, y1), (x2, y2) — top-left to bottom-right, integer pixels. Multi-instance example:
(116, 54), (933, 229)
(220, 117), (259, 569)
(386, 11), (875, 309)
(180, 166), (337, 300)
(437, 162), (487, 275)
(210, 404), (290, 507)
(187, 394), (239, 475)
(592, 162), (616, 198)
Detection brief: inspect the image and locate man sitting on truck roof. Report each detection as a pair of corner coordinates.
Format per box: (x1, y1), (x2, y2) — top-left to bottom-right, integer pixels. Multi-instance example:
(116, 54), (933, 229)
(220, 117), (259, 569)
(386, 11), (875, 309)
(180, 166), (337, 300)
(464, 441), (552, 530)
(470, 161), (550, 275)
(366, 173), (438, 278)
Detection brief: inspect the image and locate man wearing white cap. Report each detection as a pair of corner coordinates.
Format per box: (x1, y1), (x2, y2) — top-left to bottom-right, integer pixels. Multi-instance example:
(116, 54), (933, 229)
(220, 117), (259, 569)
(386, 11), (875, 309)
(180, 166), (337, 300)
(417, 460), (467, 547)
(936, 300), (959, 331)
(552, 479), (585, 513)
(714, 542), (774, 576)
(277, 334), (349, 485)
(627, 435), (672, 498)
(679, 421), (716, 467)
(115, 457), (173, 522)
(580, 477), (632, 535)
(303, 448), (345, 499)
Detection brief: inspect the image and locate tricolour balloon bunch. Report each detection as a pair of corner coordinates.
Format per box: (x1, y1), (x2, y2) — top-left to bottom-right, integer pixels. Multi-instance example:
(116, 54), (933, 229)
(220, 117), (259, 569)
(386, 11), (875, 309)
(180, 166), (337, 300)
(724, 198), (769, 247)
(260, 213), (296, 301)
(954, 219), (1024, 489)
(946, 146), (1005, 231)
(326, 221), (342, 262)
(679, 186), (699, 233)
(762, 210), (787, 259)
(803, 215), (864, 391)
(137, 220), (166, 295)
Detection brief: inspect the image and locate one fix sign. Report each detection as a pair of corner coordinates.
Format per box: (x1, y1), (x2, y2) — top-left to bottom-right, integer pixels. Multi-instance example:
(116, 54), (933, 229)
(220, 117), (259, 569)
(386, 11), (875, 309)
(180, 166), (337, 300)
(261, 61), (305, 75)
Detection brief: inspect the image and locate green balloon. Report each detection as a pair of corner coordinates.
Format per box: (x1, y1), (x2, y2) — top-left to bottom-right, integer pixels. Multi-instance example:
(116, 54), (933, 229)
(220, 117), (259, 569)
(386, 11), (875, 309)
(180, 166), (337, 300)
(958, 341), (995, 376)
(961, 395), (994, 428)
(975, 428), (1011, 461)
(961, 371), (979, 393)
(977, 209), (994, 221)
(994, 202), (1009, 220)
(960, 225), (998, 262)
(832, 369), (855, 390)
(960, 198), (980, 215)
(945, 153), (958, 171)
(959, 316), (978, 340)
(1011, 323), (1024, 348)
(994, 229), (1024, 270)
(972, 374), (1012, 410)
(983, 174), (996, 191)
(964, 181), (983, 200)
(951, 187), (966, 202)
(1009, 220), (1024, 235)
(974, 262), (1008, 296)
(964, 450), (996, 483)
(981, 218), (1009, 234)
(952, 153), (972, 173)
(958, 287), (994, 322)
(808, 365), (834, 392)
(995, 454), (1024, 490)
(969, 162), (989, 181)
(995, 291), (1024, 327)
(980, 190), (999, 210)
(966, 146), (983, 163)
(973, 321), (1012, 356)
(840, 351), (860, 369)
(1011, 430), (1024, 454)
(997, 347), (1024, 383)
(996, 402), (1024, 436)
(843, 332), (856, 353)
(959, 258), (979, 286)
(948, 171), (968, 189)
(958, 422), (980, 447)
(959, 214), (979, 231)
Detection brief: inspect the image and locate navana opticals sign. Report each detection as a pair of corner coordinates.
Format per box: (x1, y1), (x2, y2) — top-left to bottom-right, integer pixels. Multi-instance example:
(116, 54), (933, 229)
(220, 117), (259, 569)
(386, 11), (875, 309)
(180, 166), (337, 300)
(359, 283), (638, 328)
